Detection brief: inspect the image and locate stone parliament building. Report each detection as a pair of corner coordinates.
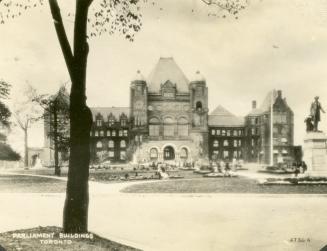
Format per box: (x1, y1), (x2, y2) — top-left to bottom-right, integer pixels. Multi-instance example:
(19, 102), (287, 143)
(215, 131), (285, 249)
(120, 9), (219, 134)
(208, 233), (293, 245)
(44, 57), (298, 166)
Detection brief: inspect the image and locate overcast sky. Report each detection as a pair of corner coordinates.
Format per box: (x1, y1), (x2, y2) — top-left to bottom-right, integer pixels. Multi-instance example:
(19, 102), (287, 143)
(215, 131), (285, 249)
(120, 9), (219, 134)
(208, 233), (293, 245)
(1, 0), (327, 152)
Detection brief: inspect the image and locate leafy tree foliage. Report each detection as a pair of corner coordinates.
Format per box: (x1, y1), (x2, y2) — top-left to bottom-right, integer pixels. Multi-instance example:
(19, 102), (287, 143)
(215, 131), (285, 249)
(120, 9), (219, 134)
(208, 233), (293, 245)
(33, 86), (70, 176)
(0, 101), (11, 128)
(0, 80), (11, 128)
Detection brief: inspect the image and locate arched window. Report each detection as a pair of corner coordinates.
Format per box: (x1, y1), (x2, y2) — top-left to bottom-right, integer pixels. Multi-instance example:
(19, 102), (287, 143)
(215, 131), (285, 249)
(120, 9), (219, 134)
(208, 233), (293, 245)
(180, 148), (188, 159)
(223, 140), (229, 147)
(150, 148), (158, 160)
(120, 140), (126, 148)
(177, 117), (188, 136)
(96, 141), (103, 148)
(163, 117), (175, 137)
(108, 140), (114, 148)
(196, 101), (202, 111)
(213, 140), (219, 147)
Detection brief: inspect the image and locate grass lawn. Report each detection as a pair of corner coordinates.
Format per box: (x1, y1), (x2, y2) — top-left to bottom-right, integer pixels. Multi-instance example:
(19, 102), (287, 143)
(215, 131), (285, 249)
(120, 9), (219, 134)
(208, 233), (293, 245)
(0, 175), (66, 193)
(9, 167), (70, 177)
(122, 177), (327, 194)
(0, 226), (140, 251)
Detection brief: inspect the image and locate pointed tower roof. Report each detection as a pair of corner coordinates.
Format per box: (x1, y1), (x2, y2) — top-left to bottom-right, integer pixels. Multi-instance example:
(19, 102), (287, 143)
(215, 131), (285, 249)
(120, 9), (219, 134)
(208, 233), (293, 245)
(147, 57), (189, 93)
(259, 89), (279, 112)
(209, 105), (244, 127)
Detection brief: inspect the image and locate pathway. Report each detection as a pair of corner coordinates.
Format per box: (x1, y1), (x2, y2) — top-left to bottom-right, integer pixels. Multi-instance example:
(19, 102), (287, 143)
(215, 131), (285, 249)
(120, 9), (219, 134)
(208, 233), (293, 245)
(0, 170), (326, 251)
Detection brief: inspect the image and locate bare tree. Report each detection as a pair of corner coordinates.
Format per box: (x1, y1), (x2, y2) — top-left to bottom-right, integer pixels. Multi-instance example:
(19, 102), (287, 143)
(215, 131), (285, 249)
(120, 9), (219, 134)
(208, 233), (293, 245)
(13, 85), (42, 168)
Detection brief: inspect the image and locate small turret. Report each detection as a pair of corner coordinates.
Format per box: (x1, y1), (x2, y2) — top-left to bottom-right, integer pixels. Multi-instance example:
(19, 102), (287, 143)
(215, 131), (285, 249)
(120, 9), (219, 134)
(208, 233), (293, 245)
(133, 70), (145, 82)
(190, 70), (206, 83)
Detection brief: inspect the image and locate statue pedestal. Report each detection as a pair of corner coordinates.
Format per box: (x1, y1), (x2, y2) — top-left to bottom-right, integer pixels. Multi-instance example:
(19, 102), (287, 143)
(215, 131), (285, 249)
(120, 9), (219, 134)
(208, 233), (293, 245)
(303, 132), (327, 176)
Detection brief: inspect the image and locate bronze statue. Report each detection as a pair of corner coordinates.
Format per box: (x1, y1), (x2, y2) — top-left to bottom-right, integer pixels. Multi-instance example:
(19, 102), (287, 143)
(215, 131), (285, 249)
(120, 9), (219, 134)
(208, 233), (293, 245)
(304, 116), (314, 132)
(310, 96), (325, 132)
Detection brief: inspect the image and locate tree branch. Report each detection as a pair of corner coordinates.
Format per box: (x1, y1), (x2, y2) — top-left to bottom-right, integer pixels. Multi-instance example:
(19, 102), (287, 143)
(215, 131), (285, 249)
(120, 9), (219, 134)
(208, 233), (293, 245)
(13, 113), (26, 130)
(48, 0), (74, 80)
(200, 0), (247, 13)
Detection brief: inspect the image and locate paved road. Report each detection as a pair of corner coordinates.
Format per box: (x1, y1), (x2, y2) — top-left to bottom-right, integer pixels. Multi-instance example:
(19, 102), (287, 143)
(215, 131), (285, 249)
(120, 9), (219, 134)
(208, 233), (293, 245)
(0, 172), (326, 251)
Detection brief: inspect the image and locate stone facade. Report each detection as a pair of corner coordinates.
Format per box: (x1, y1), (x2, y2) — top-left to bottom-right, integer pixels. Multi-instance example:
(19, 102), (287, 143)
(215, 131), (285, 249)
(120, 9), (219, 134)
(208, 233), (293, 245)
(130, 57), (208, 163)
(208, 106), (245, 161)
(208, 90), (295, 165)
(244, 90), (294, 165)
(303, 132), (327, 176)
(90, 107), (130, 163)
(43, 59), (296, 166)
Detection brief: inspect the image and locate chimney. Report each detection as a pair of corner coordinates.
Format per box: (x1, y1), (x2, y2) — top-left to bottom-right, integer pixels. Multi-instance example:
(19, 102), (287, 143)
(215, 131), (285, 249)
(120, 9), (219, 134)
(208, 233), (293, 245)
(252, 100), (257, 109)
(277, 90), (282, 97)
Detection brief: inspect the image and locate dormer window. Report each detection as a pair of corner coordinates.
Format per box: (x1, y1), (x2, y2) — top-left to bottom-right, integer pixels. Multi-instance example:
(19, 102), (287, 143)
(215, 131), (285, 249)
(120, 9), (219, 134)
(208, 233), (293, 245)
(121, 119), (127, 126)
(108, 114), (115, 127)
(95, 113), (103, 127)
(120, 113), (128, 127)
(96, 119), (102, 127)
(161, 80), (176, 98)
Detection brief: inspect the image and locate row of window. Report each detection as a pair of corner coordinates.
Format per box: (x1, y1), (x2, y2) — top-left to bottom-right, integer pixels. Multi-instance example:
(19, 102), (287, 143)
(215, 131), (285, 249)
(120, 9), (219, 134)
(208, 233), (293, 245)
(248, 127), (259, 136)
(212, 139), (242, 148)
(211, 129), (243, 137)
(149, 125), (188, 137)
(249, 113), (288, 125)
(92, 129), (128, 137)
(149, 147), (188, 159)
(96, 118), (128, 127)
(100, 150), (126, 160)
(96, 140), (126, 148)
(212, 150), (242, 158)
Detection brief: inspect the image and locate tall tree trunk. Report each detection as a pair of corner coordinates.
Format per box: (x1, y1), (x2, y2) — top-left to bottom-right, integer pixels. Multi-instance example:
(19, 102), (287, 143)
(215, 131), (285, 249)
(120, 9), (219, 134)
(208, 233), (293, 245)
(63, 0), (92, 233)
(24, 128), (28, 167)
(53, 101), (60, 176)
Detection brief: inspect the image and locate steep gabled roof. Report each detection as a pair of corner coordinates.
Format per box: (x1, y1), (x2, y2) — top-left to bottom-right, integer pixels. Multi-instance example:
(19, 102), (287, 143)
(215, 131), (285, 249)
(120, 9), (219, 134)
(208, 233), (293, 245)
(147, 57), (189, 93)
(209, 105), (244, 127)
(90, 107), (129, 121)
(210, 105), (235, 116)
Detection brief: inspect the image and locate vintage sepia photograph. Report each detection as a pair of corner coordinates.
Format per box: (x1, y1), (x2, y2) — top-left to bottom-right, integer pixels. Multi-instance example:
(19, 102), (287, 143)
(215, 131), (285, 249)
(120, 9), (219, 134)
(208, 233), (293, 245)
(0, 0), (327, 250)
